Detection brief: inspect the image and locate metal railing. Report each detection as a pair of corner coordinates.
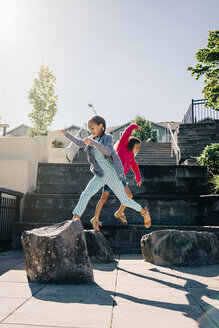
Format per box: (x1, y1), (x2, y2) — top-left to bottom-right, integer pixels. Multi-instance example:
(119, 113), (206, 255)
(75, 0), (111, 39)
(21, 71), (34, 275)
(0, 187), (23, 251)
(66, 122), (89, 162)
(182, 99), (219, 124)
(167, 123), (181, 164)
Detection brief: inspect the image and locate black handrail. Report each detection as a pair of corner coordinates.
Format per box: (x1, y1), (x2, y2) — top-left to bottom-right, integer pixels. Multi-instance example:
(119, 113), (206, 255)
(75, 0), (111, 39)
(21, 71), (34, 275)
(0, 187), (24, 251)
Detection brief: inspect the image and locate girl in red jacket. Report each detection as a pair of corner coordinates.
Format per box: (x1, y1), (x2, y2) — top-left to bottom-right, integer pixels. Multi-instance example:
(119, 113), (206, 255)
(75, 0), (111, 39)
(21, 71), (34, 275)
(91, 124), (151, 231)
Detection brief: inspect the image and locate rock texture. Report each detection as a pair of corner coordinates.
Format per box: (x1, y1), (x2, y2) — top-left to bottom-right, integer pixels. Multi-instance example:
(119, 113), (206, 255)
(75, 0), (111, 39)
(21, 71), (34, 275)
(21, 219), (94, 283)
(85, 230), (115, 263)
(141, 229), (219, 266)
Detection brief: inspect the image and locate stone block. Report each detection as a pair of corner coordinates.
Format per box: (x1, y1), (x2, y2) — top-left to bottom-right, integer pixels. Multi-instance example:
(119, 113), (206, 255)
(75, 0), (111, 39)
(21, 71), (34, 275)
(141, 229), (219, 266)
(84, 230), (115, 263)
(21, 219), (94, 283)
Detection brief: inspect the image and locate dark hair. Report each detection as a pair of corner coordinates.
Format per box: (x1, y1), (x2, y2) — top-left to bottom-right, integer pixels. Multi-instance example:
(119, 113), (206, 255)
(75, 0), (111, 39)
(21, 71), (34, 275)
(88, 115), (106, 136)
(114, 136), (141, 151)
(127, 137), (141, 151)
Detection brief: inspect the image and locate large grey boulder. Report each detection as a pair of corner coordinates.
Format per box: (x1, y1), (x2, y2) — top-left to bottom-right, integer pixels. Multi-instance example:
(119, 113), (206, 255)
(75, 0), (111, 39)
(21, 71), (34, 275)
(84, 230), (115, 263)
(141, 229), (219, 266)
(21, 219), (94, 283)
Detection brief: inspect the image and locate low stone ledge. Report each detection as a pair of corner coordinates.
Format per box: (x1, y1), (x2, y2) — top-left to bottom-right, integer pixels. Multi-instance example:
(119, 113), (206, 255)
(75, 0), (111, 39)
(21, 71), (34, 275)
(141, 229), (219, 266)
(21, 219), (94, 284)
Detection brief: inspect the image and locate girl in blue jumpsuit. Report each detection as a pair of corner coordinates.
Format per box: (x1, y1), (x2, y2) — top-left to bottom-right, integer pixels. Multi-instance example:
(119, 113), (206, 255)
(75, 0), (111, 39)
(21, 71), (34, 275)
(60, 115), (151, 231)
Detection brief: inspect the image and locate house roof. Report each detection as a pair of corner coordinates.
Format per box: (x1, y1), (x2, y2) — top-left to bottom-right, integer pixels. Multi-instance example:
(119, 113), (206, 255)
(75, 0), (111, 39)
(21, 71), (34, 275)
(105, 123), (130, 134)
(6, 124), (30, 134)
(106, 120), (170, 133)
(157, 121), (180, 130)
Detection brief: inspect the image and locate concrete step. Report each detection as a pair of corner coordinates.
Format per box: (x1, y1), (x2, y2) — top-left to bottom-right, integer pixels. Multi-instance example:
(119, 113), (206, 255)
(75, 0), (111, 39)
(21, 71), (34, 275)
(36, 164), (208, 195)
(21, 192), (219, 226)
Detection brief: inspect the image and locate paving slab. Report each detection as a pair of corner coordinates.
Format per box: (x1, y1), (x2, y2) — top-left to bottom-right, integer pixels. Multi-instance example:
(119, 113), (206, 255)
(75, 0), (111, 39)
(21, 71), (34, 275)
(0, 262), (27, 283)
(92, 261), (118, 272)
(112, 302), (215, 328)
(3, 298), (113, 328)
(172, 265), (219, 288)
(0, 250), (219, 328)
(117, 266), (185, 288)
(93, 270), (117, 287)
(188, 287), (219, 325)
(0, 325), (62, 328)
(0, 251), (24, 275)
(115, 285), (196, 306)
(33, 283), (115, 304)
(0, 298), (27, 322)
(0, 281), (44, 298)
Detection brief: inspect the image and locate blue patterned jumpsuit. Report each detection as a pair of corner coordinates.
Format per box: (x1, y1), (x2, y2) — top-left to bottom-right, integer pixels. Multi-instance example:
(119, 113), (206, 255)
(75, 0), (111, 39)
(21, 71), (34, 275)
(73, 138), (142, 216)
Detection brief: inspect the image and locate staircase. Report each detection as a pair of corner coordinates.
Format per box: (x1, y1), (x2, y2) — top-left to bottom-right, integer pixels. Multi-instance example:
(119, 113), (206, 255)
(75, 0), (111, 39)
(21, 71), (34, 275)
(13, 163), (219, 253)
(73, 142), (176, 165)
(73, 148), (88, 163)
(136, 142), (176, 165)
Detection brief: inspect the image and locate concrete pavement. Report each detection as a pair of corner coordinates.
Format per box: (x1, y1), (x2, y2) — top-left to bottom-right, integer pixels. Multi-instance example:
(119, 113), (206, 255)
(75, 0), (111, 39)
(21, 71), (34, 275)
(0, 250), (218, 328)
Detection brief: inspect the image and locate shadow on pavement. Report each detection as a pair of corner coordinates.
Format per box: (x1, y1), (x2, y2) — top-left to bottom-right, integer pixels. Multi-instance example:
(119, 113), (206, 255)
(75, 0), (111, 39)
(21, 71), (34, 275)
(0, 250), (25, 275)
(29, 281), (117, 306)
(118, 266), (219, 328)
(92, 260), (118, 272)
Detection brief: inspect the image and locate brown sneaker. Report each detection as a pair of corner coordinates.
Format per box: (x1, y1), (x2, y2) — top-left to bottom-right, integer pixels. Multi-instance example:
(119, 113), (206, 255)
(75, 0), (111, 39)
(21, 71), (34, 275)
(141, 207), (151, 228)
(114, 211), (128, 224)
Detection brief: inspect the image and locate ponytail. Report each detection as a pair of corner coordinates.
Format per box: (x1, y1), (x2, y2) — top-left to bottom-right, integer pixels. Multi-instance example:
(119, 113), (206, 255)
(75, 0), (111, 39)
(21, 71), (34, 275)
(88, 115), (106, 137)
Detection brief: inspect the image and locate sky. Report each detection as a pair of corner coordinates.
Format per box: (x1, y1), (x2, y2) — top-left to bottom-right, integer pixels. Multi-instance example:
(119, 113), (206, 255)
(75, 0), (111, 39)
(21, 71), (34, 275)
(0, 0), (218, 132)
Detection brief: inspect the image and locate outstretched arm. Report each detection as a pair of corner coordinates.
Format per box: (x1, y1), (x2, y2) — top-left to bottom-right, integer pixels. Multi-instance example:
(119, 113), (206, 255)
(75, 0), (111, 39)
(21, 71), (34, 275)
(83, 134), (114, 156)
(117, 124), (139, 149)
(130, 157), (141, 184)
(59, 130), (85, 148)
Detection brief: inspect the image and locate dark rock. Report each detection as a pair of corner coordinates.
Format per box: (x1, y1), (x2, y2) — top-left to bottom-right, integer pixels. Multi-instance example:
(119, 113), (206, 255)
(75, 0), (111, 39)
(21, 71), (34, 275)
(84, 230), (115, 263)
(141, 229), (219, 266)
(21, 219), (94, 283)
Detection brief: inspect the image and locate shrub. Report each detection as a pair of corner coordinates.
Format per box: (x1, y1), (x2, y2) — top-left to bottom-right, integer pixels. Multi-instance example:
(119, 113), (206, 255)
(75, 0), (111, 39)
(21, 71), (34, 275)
(51, 139), (64, 148)
(197, 143), (219, 175)
(210, 175), (219, 194)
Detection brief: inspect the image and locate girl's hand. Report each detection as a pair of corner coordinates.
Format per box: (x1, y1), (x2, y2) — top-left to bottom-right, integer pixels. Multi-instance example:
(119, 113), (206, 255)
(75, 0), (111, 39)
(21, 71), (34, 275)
(137, 181), (142, 187)
(137, 126), (142, 130)
(83, 137), (93, 145)
(59, 129), (67, 135)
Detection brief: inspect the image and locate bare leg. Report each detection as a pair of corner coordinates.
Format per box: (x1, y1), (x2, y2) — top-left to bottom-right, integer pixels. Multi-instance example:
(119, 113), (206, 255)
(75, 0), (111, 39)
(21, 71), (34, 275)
(139, 207), (151, 228)
(93, 190), (110, 222)
(115, 186), (133, 216)
(90, 190), (110, 231)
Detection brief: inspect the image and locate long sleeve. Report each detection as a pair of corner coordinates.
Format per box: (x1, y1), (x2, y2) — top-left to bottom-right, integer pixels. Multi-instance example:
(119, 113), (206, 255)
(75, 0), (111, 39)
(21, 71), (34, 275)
(90, 134), (114, 156)
(130, 157), (141, 182)
(65, 132), (85, 148)
(117, 124), (139, 150)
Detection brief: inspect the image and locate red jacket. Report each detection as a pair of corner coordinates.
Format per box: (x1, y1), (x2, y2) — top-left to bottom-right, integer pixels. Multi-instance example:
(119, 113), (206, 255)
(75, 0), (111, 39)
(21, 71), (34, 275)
(116, 124), (141, 183)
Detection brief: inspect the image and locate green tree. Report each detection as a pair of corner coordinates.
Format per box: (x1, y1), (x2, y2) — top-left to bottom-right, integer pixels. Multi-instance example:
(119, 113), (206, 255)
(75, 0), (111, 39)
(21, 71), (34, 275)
(28, 65), (58, 136)
(188, 30), (219, 110)
(131, 115), (158, 142)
